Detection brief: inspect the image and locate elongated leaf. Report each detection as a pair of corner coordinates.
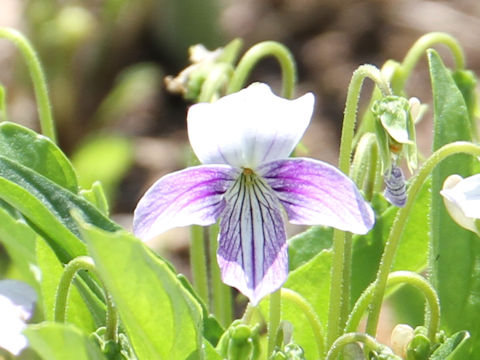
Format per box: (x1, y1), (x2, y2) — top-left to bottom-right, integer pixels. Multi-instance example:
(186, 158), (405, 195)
(0, 156), (120, 262)
(430, 331), (470, 360)
(25, 322), (106, 360)
(0, 122), (78, 192)
(0, 207), (38, 287)
(428, 49), (479, 358)
(80, 222), (204, 360)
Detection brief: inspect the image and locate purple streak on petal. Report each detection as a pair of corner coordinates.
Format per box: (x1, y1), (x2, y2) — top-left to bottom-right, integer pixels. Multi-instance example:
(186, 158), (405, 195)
(217, 174), (288, 305)
(133, 165), (239, 241)
(258, 158), (375, 234)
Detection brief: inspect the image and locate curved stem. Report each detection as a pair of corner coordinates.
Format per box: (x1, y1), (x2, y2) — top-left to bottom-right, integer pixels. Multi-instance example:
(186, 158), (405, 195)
(0, 28), (57, 143)
(365, 141), (480, 336)
(54, 256), (118, 342)
(392, 32), (465, 94)
(326, 332), (397, 360)
(345, 271), (440, 342)
(227, 41), (296, 98)
(198, 63), (234, 103)
(326, 65), (391, 349)
(281, 288), (325, 357)
(268, 289), (282, 355)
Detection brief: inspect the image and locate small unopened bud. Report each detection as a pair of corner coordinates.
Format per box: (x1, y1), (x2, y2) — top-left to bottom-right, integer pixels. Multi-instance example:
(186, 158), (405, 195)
(391, 324), (414, 358)
(408, 97), (421, 123)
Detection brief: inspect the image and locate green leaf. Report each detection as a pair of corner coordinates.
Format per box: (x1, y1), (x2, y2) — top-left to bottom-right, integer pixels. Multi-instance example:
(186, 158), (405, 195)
(428, 49), (479, 357)
(0, 155), (120, 263)
(430, 331), (470, 360)
(0, 122), (78, 192)
(204, 339), (222, 360)
(0, 206), (38, 287)
(288, 226), (332, 271)
(261, 250), (331, 360)
(25, 322), (106, 360)
(451, 69), (478, 137)
(79, 222), (204, 360)
(177, 274), (224, 346)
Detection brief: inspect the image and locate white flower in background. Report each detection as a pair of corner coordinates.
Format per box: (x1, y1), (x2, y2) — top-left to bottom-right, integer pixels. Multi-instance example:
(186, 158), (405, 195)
(0, 280), (36, 356)
(440, 174), (480, 235)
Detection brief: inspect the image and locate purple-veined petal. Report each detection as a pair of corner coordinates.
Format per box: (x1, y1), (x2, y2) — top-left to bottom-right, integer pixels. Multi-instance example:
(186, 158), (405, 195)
(133, 165), (239, 241)
(187, 83), (314, 168)
(258, 158), (375, 234)
(217, 172), (288, 305)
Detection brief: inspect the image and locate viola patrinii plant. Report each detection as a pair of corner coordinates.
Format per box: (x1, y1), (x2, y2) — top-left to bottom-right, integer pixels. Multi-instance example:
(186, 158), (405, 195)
(1, 27), (480, 360)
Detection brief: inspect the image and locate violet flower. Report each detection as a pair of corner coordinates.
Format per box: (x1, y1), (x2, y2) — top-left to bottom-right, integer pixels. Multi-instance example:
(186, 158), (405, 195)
(134, 83), (375, 305)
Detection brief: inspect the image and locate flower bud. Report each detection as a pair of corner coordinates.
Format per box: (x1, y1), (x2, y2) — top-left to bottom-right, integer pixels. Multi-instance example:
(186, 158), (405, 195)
(391, 324), (414, 358)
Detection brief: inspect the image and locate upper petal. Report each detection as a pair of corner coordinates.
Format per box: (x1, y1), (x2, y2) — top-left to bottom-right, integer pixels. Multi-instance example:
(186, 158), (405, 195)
(133, 165), (239, 241)
(258, 158), (375, 234)
(187, 83), (315, 168)
(217, 173), (288, 305)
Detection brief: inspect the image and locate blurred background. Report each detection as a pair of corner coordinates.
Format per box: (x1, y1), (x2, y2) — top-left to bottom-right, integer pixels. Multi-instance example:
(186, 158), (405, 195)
(0, 0), (479, 334)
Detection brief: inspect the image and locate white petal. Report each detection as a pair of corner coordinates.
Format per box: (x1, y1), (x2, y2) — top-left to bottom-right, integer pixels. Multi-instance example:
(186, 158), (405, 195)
(187, 83), (315, 168)
(441, 174), (480, 233)
(0, 280), (36, 356)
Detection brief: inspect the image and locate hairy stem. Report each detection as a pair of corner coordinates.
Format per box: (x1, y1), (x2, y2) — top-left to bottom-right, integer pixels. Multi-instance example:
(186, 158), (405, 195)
(392, 32), (465, 94)
(54, 256), (117, 342)
(346, 271), (440, 342)
(327, 65), (391, 348)
(227, 41), (296, 98)
(281, 288), (325, 357)
(0, 28), (56, 142)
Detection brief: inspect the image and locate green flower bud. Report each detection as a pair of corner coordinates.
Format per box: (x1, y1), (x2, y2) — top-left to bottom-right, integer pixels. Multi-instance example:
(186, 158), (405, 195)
(406, 333), (431, 360)
(216, 320), (261, 360)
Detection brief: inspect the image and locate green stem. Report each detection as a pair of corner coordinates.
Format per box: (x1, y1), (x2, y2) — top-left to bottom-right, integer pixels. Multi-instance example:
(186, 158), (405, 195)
(268, 289), (282, 355)
(365, 141), (480, 336)
(345, 271), (440, 342)
(350, 133), (379, 201)
(208, 223), (233, 327)
(0, 85), (7, 122)
(326, 65), (391, 349)
(227, 41), (296, 98)
(0, 27), (57, 142)
(54, 256), (118, 342)
(198, 63), (234, 102)
(392, 32), (465, 94)
(281, 288), (325, 357)
(325, 332), (397, 360)
(190, 225), (210, 305)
